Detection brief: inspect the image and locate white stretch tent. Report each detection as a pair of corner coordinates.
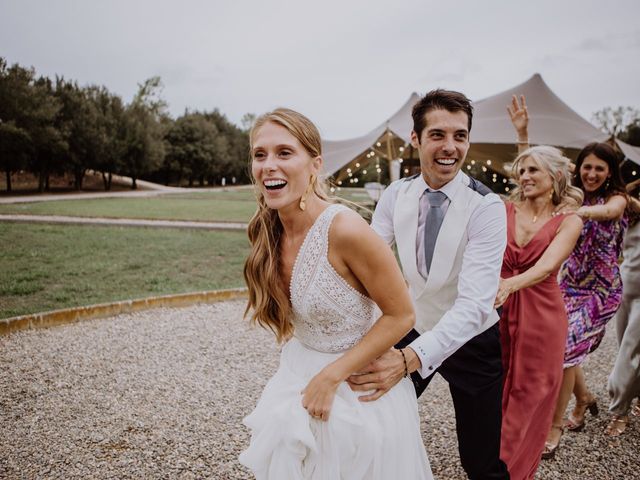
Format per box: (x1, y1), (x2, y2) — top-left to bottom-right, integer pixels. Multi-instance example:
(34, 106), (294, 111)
(322, 74), (640, 178)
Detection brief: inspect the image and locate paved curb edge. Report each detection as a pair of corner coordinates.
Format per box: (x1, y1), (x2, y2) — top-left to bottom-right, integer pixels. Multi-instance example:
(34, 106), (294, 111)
(0, 288), (248, 336)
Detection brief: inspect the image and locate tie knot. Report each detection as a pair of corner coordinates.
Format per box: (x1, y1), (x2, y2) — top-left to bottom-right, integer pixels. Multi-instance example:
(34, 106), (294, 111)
(426, 190), (447, 207)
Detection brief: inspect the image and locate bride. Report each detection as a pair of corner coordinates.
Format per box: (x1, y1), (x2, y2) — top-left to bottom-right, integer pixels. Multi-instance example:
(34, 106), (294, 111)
(239, 108), (432, 479)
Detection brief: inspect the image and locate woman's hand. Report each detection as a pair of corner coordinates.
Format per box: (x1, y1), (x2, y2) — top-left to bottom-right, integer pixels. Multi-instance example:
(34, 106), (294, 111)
(301, 366), (342, 422)
(494, 277), (515, 308)
(507, 94), (529, 140)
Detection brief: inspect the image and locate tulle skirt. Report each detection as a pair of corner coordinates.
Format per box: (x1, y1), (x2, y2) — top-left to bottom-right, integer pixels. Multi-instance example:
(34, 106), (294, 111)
(239, 338), (432, 479)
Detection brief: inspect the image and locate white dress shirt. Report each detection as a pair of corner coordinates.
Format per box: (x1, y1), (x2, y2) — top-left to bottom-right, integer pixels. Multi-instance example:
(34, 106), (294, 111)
(371, 171), (507, 377)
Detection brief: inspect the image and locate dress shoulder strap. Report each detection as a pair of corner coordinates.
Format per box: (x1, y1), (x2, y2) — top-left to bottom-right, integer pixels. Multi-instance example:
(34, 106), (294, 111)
(290, 204), (349, 299)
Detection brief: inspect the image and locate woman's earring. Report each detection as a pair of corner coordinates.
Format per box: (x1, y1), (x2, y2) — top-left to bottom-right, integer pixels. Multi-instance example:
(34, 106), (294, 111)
(299, 175), (315, 211)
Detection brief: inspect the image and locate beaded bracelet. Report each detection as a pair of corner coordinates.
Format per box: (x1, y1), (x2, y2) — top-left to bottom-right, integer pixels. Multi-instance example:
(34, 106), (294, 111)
(397, 348), (409, 378)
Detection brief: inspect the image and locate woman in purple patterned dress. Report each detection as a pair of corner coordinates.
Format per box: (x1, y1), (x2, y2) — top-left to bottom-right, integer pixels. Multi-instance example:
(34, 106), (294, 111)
(544, 142), (629, 455)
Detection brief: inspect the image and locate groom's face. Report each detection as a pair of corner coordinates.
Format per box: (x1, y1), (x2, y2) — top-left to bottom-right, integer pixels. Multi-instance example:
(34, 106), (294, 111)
(410, 109), (470, 190)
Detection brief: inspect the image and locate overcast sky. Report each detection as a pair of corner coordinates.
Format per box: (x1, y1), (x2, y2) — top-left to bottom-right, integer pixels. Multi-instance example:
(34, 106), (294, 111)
(1, 0), (639, 139)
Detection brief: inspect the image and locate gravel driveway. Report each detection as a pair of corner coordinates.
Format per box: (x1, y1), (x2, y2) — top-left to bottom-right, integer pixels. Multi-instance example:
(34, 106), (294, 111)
(1, 300), (637, 479)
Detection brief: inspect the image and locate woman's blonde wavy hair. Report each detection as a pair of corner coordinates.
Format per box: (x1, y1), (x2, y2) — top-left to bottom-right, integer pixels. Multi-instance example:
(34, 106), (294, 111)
(509, 145), (584, 208)
(243, 108), (330, 343)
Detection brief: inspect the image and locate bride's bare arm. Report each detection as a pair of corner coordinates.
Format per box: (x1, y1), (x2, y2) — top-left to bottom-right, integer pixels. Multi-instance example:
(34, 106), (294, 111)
(301, 209), (414, 420)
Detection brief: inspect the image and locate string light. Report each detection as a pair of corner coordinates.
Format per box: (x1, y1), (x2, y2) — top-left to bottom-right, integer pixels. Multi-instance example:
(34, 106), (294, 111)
(363, 169), (367, 174)
(399, 146), (405, 152)
(355, 163), (360, 168)
(466, 165), (472, 170)
(486, 160), (492, 165)
(404, 168), (409, 174)
(471, 160), (476, 165)
(376, 142), (382, 147)
(633, 170), (637, 176)
(482, 166), (487, 172)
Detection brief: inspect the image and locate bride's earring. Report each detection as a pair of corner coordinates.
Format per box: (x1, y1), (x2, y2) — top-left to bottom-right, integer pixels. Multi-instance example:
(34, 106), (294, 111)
(299, 175), (315, 211)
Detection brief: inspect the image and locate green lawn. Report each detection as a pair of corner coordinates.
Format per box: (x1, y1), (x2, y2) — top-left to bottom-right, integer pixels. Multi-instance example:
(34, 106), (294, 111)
(0, 188), (373, 222)
(0, 223), (250, 319)
(0, 191), (259, 223)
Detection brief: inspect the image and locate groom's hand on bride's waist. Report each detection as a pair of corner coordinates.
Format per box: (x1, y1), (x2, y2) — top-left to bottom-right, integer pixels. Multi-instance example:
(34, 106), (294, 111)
(346, 347), (421, 402)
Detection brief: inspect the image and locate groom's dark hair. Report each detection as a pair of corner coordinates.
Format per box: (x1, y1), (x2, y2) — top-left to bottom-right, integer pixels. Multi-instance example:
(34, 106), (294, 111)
(412, 89), (473, 141)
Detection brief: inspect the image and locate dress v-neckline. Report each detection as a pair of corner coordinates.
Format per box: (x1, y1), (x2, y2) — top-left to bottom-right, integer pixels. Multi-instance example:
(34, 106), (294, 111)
(511, 204), (561, 250)
(286, 204), (334, 298)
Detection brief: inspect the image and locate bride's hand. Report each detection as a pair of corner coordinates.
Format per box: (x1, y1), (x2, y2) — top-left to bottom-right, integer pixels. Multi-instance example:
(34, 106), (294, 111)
(301, 367), (341, 422)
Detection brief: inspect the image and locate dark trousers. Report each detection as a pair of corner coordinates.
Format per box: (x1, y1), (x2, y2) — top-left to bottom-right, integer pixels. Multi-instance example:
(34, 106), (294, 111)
(396, 324), (510, 480)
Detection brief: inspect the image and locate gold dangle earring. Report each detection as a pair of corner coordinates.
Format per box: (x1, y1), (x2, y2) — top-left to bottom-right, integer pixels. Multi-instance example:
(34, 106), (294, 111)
(299, 175), (315, 211)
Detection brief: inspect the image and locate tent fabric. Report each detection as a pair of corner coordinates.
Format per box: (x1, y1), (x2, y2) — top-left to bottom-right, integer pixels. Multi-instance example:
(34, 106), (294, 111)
(321, 74), (640, 176)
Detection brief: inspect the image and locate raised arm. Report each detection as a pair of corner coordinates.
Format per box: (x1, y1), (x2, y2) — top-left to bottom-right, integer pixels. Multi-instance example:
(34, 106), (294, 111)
(507, 94), (530, 154)
(494, 214), (583, 307)
(301, 209), (414, 420)
(577, 194), (628, 222)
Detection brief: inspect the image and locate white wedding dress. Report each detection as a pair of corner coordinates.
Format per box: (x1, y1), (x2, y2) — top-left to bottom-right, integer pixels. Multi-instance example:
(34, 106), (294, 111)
(239, 204), (432, 479)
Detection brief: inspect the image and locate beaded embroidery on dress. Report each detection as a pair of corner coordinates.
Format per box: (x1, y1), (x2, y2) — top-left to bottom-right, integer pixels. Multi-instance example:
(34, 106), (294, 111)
(290, 204), (378, 353)
(239, 204), (432, 480)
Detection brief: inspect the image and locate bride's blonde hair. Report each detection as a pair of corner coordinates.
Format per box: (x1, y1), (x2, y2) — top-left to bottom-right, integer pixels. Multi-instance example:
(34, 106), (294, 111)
(243, 108), (330, 343)
(509, 145), (583, 208)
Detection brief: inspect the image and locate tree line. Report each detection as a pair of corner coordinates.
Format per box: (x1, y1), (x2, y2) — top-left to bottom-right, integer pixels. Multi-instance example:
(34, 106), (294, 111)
(0, 57), (252, 192)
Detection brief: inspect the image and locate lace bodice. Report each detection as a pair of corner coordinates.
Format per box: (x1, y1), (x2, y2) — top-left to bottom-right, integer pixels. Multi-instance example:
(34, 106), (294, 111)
(290, 204), (378, 353)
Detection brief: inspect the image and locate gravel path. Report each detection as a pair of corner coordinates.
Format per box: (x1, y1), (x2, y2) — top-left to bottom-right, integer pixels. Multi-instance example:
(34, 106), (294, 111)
(1, 300), (637, 479)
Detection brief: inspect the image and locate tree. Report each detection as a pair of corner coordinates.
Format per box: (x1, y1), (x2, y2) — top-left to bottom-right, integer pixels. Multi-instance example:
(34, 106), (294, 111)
(0, 58), (64, 192)
(122, 77), (168, 189)
(85, 86), (127, 190)
(592, 106), (640, 138)
(0, 120), (31, 192)
(620, 121), (640, 147)
(241, 112), (256, 132)
(165, 113), (217, 186)
(204, 109), (249, 184)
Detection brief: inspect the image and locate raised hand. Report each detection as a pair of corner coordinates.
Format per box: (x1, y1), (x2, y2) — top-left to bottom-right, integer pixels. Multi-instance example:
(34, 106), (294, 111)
(507, 94), (529, 139)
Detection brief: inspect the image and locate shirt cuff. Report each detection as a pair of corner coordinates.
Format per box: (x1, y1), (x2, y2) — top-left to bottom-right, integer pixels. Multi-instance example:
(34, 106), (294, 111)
(408, 331), (444, 379)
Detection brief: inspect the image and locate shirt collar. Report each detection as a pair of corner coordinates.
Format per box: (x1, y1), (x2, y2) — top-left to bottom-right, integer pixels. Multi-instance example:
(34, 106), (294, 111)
(418, 170), (465, 199)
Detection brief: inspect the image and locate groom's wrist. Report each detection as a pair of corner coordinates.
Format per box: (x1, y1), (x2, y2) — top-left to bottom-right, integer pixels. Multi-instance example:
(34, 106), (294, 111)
(403, 347), (422, 374)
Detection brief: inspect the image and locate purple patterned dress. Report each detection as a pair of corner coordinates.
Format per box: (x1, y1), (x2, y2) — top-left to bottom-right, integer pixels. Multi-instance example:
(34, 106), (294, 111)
(560, 196), (628, 367)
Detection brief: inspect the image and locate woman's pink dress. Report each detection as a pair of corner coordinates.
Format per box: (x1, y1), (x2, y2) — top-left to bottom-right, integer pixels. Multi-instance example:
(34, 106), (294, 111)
(500, 203), (569, 480)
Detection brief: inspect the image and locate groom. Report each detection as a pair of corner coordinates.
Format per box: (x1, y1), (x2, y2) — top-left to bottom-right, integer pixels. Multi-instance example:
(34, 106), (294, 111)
(348, 89), (509, 479)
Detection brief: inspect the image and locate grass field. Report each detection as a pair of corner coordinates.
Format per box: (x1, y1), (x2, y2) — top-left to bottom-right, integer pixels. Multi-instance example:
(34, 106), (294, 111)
(0, 188), (376, 319)
(0, 188), (373, 222)
(0, 191), (259, 223)
(0, 223), (250, 319)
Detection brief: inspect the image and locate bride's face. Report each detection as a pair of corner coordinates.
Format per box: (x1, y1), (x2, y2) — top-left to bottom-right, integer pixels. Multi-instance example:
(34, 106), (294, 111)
(251, 122), (319, 211)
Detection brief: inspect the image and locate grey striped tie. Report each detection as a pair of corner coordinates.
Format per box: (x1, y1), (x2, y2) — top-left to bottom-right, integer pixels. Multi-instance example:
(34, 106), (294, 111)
(424, 190), (448, 274)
